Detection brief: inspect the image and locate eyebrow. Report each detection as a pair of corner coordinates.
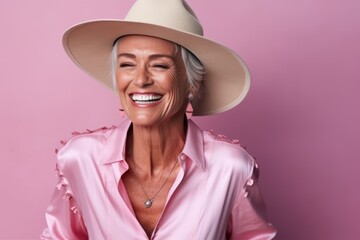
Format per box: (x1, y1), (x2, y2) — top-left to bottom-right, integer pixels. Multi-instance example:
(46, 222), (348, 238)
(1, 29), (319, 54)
(117, 53), (175, 60)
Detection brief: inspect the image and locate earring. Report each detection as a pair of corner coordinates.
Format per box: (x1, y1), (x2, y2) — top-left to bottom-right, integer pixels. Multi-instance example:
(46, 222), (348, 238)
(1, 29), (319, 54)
(188, 93), (194, 100)
(186, 102), (193, 119)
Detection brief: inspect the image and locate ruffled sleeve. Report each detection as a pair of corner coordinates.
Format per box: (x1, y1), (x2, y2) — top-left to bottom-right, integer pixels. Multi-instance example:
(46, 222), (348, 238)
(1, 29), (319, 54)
(40, 164), (88, 240)
(227, 161), (277, 240)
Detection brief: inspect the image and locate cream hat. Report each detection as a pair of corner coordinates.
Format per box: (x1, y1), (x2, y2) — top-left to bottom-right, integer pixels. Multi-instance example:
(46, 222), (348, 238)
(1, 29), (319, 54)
(62, 0), (250, 116)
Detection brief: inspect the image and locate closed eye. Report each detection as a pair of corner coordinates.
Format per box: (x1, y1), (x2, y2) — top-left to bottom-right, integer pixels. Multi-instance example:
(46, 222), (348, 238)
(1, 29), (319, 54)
(119, 62), (135, 68)
(153, 64), (169, 69)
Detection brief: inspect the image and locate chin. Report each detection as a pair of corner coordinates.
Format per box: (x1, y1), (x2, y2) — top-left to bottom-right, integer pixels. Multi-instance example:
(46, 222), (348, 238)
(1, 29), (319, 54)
(128, 114), (158, 127)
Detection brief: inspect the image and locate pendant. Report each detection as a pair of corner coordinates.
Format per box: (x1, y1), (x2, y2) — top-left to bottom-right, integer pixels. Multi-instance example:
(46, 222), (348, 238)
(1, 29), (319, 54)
(144, 199), (153, 208)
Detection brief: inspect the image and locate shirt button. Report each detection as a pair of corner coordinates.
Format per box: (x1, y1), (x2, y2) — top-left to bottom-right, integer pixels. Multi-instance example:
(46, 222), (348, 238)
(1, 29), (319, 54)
(180, 154), (186, 161)
(246, 178), (254, 186)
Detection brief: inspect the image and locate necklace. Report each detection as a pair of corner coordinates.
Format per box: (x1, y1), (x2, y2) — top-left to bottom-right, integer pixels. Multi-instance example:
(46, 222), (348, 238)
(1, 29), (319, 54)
(131, 158), (179, 208)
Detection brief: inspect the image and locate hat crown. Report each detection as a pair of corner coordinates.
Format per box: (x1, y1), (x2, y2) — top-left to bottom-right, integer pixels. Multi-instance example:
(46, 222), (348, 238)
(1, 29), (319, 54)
(125, 0), (203, 36)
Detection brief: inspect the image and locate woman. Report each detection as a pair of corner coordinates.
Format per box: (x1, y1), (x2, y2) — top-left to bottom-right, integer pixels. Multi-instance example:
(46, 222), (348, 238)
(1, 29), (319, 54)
(42, 0), (276, 239)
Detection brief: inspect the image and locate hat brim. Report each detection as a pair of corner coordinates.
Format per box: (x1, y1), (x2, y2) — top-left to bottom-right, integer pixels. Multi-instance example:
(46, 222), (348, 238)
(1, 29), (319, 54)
(63, 20), (250, 116)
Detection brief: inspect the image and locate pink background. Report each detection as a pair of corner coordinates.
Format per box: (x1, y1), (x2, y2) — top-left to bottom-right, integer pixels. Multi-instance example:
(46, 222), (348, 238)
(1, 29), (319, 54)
(1, 0), (359, 239)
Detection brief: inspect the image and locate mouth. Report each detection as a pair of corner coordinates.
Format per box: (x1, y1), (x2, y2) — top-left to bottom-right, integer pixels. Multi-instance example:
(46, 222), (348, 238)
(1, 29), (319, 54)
(130, 93), (163, 104)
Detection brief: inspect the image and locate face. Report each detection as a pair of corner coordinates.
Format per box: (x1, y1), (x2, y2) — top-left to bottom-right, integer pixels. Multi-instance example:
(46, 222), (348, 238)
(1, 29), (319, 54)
(116, 35), (189, 127)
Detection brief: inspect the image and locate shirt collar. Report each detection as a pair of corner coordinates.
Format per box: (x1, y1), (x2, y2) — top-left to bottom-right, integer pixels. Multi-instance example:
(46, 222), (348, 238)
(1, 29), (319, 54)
(99, 118), (205, 171)
(99, 118), (131, 165)
(181, 119), (205, 170)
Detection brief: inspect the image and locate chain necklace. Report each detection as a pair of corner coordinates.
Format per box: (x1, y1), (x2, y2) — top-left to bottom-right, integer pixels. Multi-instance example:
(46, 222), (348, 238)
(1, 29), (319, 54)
(132, 158), (179, 208)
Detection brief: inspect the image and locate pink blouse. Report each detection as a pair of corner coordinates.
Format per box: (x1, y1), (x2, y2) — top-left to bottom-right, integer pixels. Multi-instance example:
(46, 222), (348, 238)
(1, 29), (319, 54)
(41, 119), (276, 239)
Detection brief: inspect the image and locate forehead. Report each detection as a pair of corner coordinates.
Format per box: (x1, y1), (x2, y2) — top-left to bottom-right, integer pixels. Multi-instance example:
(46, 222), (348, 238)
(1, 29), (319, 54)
(117, 35), (177, 55)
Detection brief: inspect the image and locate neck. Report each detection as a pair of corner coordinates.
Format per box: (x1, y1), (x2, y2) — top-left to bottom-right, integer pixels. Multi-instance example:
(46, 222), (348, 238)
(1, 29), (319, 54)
(126, 115), (187, 176)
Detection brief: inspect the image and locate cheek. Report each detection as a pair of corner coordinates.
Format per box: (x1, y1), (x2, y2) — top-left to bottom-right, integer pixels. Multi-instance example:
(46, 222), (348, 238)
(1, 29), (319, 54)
(169, 70), (188, 102)
(162, 74), (188, 113)
(116, 72), (131, 105)
(116, 71), (132, 92)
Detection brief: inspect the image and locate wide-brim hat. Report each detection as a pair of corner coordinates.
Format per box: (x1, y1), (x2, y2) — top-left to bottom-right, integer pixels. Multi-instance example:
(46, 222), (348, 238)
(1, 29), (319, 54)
(62, 0), (250, 116)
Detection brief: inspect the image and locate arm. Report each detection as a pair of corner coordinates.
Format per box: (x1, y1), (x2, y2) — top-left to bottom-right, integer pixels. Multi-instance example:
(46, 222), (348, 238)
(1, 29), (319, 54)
(227, 162), (276, 240)
(41, 165), (88, 240)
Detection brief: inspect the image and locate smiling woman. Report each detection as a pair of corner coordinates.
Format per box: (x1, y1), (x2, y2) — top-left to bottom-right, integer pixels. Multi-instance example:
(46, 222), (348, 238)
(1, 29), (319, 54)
(111, 36), (205, 108)
(115, 35), (189, 127)
(41, 0), (276, 239)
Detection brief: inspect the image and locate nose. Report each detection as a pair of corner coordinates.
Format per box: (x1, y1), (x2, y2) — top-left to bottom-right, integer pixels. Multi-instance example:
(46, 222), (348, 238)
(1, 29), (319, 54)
(134, 65), (153, 87)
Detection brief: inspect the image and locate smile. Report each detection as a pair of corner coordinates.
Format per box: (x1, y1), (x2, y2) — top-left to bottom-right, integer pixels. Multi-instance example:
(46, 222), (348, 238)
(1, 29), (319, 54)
(130, 94), (163, 104)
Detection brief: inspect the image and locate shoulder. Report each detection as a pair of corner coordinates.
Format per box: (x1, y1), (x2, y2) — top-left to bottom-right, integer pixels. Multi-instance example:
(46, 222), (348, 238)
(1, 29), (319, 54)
(203, 130), (255, 180)
(57, 126), (117, 154)
(55, 125), (119, 170)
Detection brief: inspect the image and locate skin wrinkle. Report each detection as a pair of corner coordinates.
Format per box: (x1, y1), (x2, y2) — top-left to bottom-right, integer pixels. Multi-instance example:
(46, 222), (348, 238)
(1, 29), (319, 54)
(160, 66), (186, 121)
(116, 37), (189, 124)
(116, 35), (188, 174)
(126, 125), (185, 178)
(111, 36), (205, 108)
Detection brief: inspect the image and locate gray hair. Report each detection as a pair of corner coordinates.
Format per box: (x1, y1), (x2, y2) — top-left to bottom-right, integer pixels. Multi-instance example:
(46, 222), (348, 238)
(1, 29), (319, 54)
(111, 38), (205, 106)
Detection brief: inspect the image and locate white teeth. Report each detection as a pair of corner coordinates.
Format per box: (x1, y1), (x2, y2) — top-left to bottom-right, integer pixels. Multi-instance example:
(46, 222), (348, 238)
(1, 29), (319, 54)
(131, 94), (162, 102)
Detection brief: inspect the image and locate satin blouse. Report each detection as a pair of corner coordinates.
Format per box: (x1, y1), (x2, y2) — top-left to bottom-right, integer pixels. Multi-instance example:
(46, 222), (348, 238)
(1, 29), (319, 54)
(41, 119), (276, 239)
